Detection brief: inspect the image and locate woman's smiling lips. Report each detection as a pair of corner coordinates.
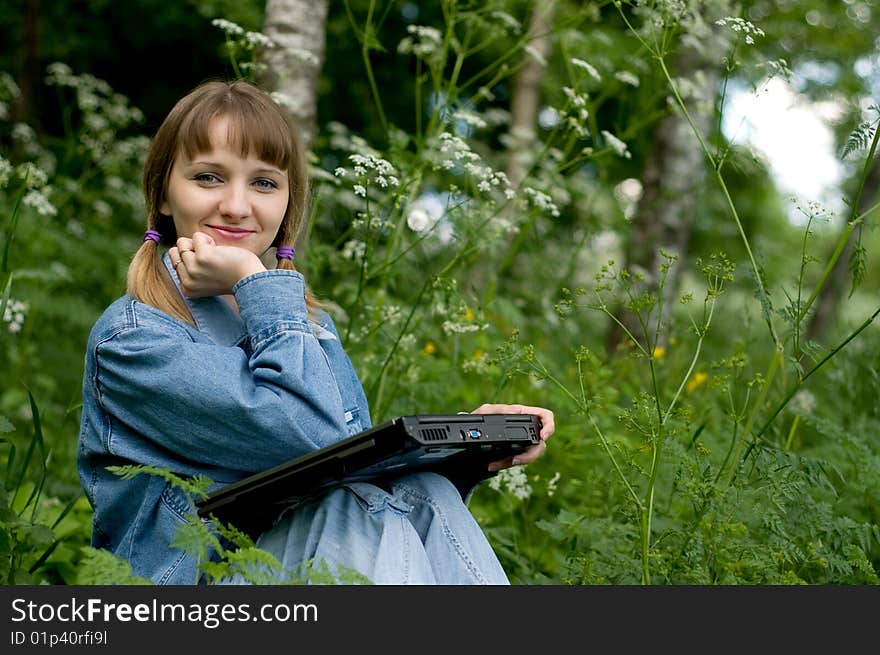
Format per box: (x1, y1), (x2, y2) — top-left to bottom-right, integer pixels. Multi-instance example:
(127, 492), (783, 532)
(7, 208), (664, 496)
(207, 225), (254, 241)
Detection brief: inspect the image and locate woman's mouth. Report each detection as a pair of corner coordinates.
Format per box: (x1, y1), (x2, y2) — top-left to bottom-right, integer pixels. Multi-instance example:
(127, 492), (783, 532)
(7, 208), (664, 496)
(207, 225), (253, 241)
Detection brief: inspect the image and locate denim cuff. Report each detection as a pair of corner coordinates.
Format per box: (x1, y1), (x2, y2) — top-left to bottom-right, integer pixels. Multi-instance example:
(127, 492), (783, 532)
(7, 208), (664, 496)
(233, 270), (310, 337)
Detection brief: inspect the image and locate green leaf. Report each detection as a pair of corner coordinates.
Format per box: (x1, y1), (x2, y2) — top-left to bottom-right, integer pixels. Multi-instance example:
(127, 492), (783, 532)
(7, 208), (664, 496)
(75, 546), (153, 585)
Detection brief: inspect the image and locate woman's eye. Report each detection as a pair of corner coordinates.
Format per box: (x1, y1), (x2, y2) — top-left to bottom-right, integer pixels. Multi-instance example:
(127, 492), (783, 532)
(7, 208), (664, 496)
(194, 173), (221, 184)
(254, 178), (279, 191)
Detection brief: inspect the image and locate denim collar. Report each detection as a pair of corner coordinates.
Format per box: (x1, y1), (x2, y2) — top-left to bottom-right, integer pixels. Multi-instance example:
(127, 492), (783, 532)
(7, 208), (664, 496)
(161, 251), (247, 347)
(160, 251), (336, 343)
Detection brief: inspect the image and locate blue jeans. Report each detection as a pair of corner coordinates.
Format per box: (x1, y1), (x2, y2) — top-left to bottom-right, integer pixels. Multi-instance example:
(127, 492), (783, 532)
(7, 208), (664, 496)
(223, 472), (509, 585)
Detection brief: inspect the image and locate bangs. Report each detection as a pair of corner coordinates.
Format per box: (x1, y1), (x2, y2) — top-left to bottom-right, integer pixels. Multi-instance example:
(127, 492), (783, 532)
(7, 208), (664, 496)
(176, 89), (291, 169)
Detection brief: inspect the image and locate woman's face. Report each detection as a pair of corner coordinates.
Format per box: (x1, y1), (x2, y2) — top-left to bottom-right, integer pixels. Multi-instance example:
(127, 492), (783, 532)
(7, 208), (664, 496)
(160, 115), (289, 256)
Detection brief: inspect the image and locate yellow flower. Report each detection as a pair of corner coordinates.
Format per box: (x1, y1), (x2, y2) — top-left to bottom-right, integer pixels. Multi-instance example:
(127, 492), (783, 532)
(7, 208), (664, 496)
(686, 371), (708, 392)
(420, 341), (436, 356)
(652, 346), (666, 360)
(464, 307), (474, 321)
(473, 349), (484, 360)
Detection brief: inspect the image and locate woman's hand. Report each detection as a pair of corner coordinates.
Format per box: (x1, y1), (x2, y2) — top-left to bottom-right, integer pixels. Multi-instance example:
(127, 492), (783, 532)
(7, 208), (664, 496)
(169, 231), (266, 297)
(469, 403), (555, 473)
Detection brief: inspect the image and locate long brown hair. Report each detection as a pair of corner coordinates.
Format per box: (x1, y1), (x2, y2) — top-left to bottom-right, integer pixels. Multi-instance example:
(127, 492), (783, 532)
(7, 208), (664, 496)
(128, 79), (319, 325)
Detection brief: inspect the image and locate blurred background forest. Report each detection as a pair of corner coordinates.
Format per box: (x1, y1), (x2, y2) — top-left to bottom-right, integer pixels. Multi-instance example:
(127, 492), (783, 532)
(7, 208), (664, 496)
(1, 0), (879, 584)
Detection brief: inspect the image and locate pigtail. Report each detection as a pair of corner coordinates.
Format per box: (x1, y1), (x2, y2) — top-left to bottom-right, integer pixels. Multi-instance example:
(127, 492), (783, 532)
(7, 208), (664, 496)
(127, 238), (195, 326)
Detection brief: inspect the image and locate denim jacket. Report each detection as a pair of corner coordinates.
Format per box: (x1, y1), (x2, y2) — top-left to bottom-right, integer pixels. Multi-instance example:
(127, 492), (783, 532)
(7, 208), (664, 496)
(78, 253), (370, 584)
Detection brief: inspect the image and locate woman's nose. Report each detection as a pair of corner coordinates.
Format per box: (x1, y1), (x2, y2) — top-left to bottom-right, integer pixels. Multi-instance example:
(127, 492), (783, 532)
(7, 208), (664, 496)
(218, 183), (251, 220)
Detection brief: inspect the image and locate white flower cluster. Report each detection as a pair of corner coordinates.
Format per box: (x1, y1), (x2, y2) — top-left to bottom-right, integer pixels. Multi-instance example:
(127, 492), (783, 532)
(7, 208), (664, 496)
(351, 212), (389, 234)
(211, 18), (244, 36)
(365, 303), (403, 325)
(491, 10), (521, 33)
(452, 109), (488, 130)
(431, 133), (515, 199)
(523, 45), (547, 67)
(558, 86), (590, 138)
(243, 31), (276, 50)
(522, 187), (560, 218)
(406, 201), (440, 233)
(614, 70), (640, 87)
(601, 130), (631, 159)
(546, 471), (561, 498)
(23, 189), (57, 216)
(0, 156), (12, 187)
(571, 58), (601, 82)
(3, 299), (28, 334)
(45, 63), (144, 168)
(441, 320), (488, 335)
(791, 390), (816, 414)
(461, 353), (490, 375)
(12, 161), (57, 216)
(715, 17), (765, 45)
(488, 466), (532, 501)
(397, 24), (443, 58)
(341, 152), (401, 198)
(341, 239), (366, 261)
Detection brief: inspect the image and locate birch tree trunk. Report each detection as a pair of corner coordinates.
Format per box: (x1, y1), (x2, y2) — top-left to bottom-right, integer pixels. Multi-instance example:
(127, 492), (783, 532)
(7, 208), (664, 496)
(259, 0), (329, 151)
(480, 0), (557, 305)
(505, 0), (557, 191)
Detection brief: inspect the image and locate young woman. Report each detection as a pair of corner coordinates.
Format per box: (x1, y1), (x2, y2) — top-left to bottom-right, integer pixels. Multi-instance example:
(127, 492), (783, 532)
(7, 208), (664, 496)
(78, 79), (554, 585)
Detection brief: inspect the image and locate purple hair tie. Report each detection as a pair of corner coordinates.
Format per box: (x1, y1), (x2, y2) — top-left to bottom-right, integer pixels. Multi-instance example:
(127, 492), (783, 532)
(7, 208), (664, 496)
(276, 246), (295, 261)
(144, 230), (161, 244)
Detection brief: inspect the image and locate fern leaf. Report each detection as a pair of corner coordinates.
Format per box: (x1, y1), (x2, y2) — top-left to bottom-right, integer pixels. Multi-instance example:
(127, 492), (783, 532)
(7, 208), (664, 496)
(841, 121), (875, 160)
(848, 244), (867, 298)
(76, 546), (153, 584)
(106, 464), (213, 499)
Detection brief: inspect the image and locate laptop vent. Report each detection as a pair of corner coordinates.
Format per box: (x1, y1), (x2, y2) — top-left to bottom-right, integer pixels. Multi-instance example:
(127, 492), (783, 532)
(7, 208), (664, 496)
(419, 427), (449, 442)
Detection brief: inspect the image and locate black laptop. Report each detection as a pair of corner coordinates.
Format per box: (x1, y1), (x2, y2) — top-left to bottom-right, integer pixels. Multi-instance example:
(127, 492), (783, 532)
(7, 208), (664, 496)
(196, 413), (542, 537)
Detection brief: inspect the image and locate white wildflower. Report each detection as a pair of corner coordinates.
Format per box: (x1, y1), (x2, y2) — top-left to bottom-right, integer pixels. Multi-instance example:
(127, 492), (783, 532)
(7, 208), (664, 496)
(287, 48), (321, 66)
(406, 205), (436, 233)
(546, 471), (561, 497)
(441, 320), (488, 335)
(92, 199), (112, 217)
(523, 187), (561, 217)
(269, 92), (297, 112)
(211, 18), (245, 36)
(334, 167), (347, 178)
(341, 240), (366, 261)
(524, 45), (547, 67)
(67, 220), (85, 237)
(3, 299), (28, 334)
(15, 162), (48, 188)
(0, 156), (12, 188)
(398, 24), (442, 58)
(453, 109), (488, 130)
(244, 31), (276, 49)
(715, 16), (765, 44)
(614, 70), (640, 87)
(601, 130), (631, 159)
(572, 58), (601, 82)
(353, 184), (367, 198)
(491, 11), (521, 33)
(23, 189), (57, 216)
(792, 390), (816, 414)
(488, 466), (532, 501)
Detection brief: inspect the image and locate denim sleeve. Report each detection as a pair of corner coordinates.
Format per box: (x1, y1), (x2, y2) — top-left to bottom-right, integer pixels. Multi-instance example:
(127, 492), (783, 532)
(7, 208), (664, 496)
(93, 272), (349, 476)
